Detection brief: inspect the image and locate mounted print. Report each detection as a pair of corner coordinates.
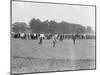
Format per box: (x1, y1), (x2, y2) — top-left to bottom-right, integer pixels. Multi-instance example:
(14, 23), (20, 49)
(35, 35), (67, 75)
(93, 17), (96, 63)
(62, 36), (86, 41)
(11, 0), (96, 74)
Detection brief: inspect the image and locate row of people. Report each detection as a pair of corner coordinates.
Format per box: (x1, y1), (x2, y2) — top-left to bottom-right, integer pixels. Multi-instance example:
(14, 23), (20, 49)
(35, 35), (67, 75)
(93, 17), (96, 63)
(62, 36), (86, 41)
(11, 32), (88, 47)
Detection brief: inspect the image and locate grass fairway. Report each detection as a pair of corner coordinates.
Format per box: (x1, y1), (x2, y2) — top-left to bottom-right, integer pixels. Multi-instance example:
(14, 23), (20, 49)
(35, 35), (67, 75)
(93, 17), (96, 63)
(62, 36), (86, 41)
(11, 39), (95, 74)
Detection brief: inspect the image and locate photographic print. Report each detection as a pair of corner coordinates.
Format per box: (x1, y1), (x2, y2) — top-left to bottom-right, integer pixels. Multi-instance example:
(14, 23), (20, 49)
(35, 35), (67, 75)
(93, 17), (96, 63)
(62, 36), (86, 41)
(11, 0), (96, 74)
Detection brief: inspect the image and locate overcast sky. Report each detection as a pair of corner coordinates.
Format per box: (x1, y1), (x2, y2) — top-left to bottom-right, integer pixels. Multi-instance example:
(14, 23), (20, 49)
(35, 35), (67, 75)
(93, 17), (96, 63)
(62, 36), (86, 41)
(12, 1), (95, 31)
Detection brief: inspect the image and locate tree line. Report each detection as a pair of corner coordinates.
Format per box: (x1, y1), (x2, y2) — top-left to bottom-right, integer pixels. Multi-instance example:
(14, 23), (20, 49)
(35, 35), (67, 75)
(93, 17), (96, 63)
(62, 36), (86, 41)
(12, 18), (94, 34)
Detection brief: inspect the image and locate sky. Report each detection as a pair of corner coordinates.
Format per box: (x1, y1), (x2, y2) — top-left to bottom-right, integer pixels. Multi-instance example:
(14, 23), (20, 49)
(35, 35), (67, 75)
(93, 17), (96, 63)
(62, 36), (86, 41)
(12, 1), (95, 31)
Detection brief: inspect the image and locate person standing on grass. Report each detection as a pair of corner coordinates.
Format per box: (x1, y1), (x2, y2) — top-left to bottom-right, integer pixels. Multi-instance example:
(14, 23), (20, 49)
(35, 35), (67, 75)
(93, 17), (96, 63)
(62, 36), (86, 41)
(59, 34), (64, 41)
(39, 37), (42, 44)
(72, 34), (76, 45)
(52, 34), (58, 47)
(38, 33), (44, 44)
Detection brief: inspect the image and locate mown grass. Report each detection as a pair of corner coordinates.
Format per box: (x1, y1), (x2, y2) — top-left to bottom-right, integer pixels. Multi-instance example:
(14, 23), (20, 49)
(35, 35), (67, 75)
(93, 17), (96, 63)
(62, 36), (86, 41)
(11, 56), (95, 74)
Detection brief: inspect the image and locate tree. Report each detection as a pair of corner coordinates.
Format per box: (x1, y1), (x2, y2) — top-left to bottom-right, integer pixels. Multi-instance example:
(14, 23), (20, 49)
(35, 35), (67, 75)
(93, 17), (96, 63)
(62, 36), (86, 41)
(29, 18), (41, 33)
(29, 18), (87, 34)
(11, 22), (28, 33)
(86, 26), (94, 33)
